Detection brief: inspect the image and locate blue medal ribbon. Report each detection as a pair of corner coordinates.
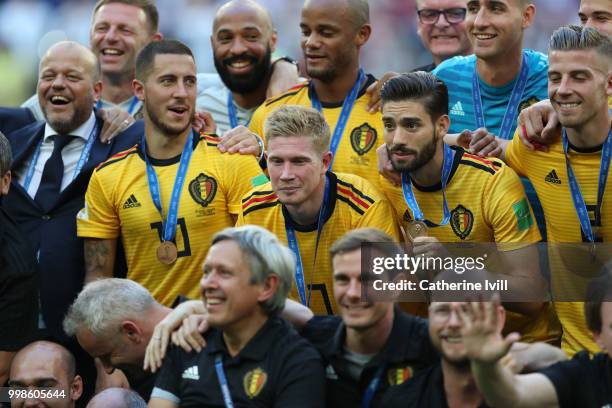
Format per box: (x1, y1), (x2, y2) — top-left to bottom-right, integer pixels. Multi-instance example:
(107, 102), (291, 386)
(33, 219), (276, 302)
(562, 122), (612, 243)
(401, 144), (454, 226)
(227, 91), (251, 129)
(472, 53), (529, 140)
(141, 132), (194, 243)
(362, 364), (386, 408)
(23, 121), (99, 192)
(310, 68), (365, 169)
(284, 175), (331, 306)
(215, 354), (235, 408)
(96, 95), (140, 116)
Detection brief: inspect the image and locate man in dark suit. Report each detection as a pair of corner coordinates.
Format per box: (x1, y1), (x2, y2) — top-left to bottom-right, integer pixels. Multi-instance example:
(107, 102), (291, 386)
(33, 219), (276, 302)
(0, 107), (36, 135)
(0, 131), (38, 385)
(1, 41), (140, 404)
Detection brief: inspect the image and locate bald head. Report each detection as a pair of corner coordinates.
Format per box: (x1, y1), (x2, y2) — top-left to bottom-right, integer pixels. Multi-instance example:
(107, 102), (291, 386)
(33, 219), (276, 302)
(37, 40), (102, 135)
(303, 0), (369, 29)
(87, 388), (147, 408)
(9, 341), (82, 407)
(41, 41), (100, 82)
(11, 341), (76, 380)
(213, 0), (273, 33)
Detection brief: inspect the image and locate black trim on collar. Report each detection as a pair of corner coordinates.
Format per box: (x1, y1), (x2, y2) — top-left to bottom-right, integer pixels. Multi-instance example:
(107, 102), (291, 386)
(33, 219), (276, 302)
(308, 74), (376, 109)
(281, 171), (338, 233)
(137, 130), (201, 166)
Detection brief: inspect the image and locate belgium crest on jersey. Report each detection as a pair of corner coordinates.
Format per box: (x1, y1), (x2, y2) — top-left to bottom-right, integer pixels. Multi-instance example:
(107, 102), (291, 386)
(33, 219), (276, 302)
(189, 173), (217, 207)
(387, 366), (413, 386)
(450, 205), (474, 240)
(243, 367), (267, 398)
(350, 123), (377, 155)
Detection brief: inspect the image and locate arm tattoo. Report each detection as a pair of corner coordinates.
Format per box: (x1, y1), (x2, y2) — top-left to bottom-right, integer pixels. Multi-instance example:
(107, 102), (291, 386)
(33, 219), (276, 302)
(84, 239), (115, 279)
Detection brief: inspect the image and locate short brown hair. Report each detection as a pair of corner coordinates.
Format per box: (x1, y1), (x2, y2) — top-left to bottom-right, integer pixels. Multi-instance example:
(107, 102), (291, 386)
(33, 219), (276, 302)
(330, 228), (400, 259)
(93, 0), (159, 34)
(263, 105), (331, 156)
(549, 24), (612, 60)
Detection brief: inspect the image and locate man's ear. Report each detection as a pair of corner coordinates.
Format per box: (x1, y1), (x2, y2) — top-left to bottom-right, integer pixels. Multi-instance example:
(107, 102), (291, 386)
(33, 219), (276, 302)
(522, 4), (536, 29)
(355, 24), (372, 47)
(133, 79), (145, 102)
(1, 170), (11, 195)
(257, 274), (279, 304)
(70, 375), (83, 401)
(436, 114), (450, 138)
(322, 151), (333, 173)
(120, 320), (144, 344)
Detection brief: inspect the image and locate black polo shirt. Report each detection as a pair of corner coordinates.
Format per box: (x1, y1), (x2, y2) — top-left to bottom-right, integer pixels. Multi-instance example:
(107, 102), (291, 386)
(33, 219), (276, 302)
(0, 207), (37, 352)
(151, 316), (325, 407)
(380, 362), (490, 408)
(539, 351), (612, 408)
(300, 309), (438, 407)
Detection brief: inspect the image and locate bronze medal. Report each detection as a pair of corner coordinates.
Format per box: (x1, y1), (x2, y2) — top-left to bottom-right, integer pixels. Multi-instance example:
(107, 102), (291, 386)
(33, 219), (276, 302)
(406, 220), (428, 241)
(157, 241), (178, 265)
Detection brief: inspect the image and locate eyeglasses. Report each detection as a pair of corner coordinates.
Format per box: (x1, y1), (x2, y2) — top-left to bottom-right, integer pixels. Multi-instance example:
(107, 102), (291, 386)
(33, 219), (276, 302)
(417, 8), (467, 25)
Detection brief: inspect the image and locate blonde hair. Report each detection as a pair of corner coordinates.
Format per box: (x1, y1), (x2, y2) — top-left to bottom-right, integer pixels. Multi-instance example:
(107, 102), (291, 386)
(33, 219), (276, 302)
(263, 105), (331, 156)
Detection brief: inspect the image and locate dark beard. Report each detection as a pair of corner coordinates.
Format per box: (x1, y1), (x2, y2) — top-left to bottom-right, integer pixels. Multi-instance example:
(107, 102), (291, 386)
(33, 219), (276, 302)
(388, 131), (438, 173)
(215, 46), (272, 94)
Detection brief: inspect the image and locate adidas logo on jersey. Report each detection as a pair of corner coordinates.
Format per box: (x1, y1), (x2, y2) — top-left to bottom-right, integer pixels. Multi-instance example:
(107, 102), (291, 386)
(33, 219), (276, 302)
(123, 194), (142, 209)
(545, 170), (562, 185)
(450, 101), (465, 117)
(182, 366), (200, 380)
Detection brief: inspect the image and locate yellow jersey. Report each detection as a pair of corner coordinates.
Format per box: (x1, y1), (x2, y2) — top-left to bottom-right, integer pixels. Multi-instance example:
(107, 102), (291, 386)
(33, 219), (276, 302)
(77, 132), (264, 306)
(506, 129), (612, 355)
(382, 147), (559, 344)
(249, 76), (388, 187)
(237, 172), (400, 315)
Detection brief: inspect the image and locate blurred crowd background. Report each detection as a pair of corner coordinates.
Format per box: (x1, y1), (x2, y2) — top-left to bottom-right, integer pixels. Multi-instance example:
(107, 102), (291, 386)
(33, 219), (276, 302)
(0, 0), (581, 106)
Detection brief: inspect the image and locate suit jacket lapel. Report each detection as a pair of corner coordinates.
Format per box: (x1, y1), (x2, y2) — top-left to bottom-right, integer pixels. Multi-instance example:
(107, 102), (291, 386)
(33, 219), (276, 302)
(57, 117), (111, 203)
(10, 123), (45, 169)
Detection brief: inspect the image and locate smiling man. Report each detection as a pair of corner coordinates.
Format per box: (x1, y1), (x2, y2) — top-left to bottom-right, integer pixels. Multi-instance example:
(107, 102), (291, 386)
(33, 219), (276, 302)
(22, 0), (161, 120)
(381, 299), (566, 408)
(249, 0), (388, 186)
(237, 105), (398, 315)
(149, 226), (325, 408)
(299, 228), (438, 407)
(77, 40), (262, 306)
(414, 0), (473, 72)
(197, 0), (293, 136)
(499, 25), (612, 356)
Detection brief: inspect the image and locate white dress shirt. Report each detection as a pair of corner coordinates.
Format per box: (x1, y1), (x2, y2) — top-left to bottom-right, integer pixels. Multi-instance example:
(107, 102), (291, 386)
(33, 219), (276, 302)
(15, 112), (97, 198)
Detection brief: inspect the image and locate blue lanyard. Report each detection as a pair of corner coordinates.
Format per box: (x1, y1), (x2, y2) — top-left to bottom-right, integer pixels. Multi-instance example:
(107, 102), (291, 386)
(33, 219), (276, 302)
(215, 354), (235, 408)
(472, 53), (529, 140)
(96, 95), (140, 116)
(362, 365), (386, 408)
(562, 124), (612, 243)
(284, 175), (331, 306)
(141, 132), (194, 242)
(23, 122), (98, 192)
(227, 91), (251, 129)
(310, 68), (365, 169)
(401, 144), (454, 226)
